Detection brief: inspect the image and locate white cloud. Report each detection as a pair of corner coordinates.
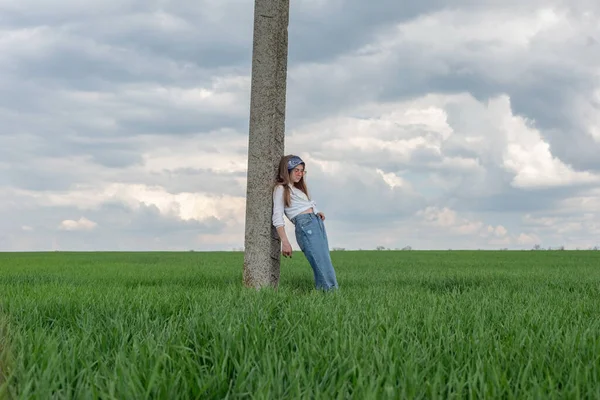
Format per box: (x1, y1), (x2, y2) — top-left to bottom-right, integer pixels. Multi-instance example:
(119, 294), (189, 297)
(367, 6), (595, 82)
(290, 91), (599, 194)
(376, 169), (407, 189)
(401, 7), (562, 49)
(113, 76), (250, 117)
(413, 205), (548, 249)
(18, 183), (245, 225)
(517, 233), (541, 246)
(417, 206), (486, 236)
(1, 0), (599, 251)
(491, 225), (508, 238)
(287, 93), (479, 175)
(498, 96), (600, 188)
(556, 188), (600, 214)
(139, 130), (248, 174)
(520, 189), (600, 248)
(58, 217), (97, 231)
(524, 211), (597, 236)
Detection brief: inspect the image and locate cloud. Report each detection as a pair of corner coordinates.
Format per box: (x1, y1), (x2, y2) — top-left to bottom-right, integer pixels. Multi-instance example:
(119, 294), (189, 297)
(286, 3), (600, 170)
(418, 206), (485, 234)
(289, 91), (598, 202)
(1, 198), (227, 251)
(11, 183), (244, 225)
(58, 217), (97, 231)
(376, 169), (408, 189)
(498, 96), (600, 189)
(1, 0), (599, 250)
(517, 233), (541, 246)
(413, 206), (548, 249)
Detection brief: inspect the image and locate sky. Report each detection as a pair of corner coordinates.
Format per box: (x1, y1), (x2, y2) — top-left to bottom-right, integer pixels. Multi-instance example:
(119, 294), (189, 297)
(1, 0), (599, 251)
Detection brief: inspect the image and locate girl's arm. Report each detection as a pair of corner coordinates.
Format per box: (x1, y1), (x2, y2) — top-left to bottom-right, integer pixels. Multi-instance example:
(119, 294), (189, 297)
(276, 226), (289, 241)
(273, 186), (293, 257)
(276, 226), (292, 256)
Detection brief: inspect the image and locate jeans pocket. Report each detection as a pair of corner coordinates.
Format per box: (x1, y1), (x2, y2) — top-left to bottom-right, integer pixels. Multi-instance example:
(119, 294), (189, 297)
(295, 216), (312, 230)
(299, 219), (317, 241)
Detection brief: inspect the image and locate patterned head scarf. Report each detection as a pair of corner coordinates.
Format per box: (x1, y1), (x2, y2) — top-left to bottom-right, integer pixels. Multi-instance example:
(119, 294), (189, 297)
(287, 156), (304, 172)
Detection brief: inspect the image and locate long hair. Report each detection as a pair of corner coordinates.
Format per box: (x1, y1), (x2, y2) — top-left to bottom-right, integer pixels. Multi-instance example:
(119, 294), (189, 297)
(275, 154), (310, 207)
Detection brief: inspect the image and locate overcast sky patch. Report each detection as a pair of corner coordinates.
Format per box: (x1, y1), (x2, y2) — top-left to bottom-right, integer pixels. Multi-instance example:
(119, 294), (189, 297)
(1, 0), (598, 250)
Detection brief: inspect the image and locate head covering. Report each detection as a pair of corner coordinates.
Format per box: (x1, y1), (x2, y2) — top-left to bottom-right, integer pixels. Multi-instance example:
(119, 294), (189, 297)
(287, 156), (304, 171)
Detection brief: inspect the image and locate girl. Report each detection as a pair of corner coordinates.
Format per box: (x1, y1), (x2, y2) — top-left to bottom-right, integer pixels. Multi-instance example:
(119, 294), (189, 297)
(272, 155), (339, 291)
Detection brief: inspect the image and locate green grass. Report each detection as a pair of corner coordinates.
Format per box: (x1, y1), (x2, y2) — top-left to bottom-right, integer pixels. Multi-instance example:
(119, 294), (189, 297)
(0, 250), (599, 399)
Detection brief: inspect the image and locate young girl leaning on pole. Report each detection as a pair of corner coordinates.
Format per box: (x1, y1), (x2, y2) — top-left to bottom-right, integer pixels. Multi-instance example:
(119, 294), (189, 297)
(272, 155), (339, 291)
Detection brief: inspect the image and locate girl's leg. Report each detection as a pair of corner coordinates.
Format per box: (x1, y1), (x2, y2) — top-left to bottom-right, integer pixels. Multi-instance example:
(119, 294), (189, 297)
(296, 215), (338, 291)
(296, 219), (327, 289)
(316, 217), (338, 289)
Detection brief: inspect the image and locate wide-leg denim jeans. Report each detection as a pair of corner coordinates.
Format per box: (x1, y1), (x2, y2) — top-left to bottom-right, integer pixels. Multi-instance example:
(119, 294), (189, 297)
(292, 213), (338, 291)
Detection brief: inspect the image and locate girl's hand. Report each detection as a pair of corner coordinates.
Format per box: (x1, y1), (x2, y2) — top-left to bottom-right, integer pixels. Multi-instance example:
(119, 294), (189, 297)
(317, 212), (325, 221)
(282, 241), (293, 258)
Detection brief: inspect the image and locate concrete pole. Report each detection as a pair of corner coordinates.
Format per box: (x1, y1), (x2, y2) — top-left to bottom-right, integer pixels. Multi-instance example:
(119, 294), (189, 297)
(243, 0), (290, 289)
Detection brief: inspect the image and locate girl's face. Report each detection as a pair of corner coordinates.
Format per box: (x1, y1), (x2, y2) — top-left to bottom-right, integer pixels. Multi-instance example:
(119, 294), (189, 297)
(290, 165), (305, 183)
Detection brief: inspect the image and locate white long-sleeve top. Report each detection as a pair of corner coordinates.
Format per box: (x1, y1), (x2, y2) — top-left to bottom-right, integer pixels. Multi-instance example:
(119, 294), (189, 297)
(272, 184), (319, 227)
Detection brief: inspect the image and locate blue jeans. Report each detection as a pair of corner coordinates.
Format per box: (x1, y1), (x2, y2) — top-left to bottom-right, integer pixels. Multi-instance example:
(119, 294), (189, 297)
(292, 213), (339, 291)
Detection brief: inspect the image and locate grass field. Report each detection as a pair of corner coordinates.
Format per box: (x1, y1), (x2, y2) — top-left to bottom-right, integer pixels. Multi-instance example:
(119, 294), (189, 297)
(0, 250), (599, 399)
